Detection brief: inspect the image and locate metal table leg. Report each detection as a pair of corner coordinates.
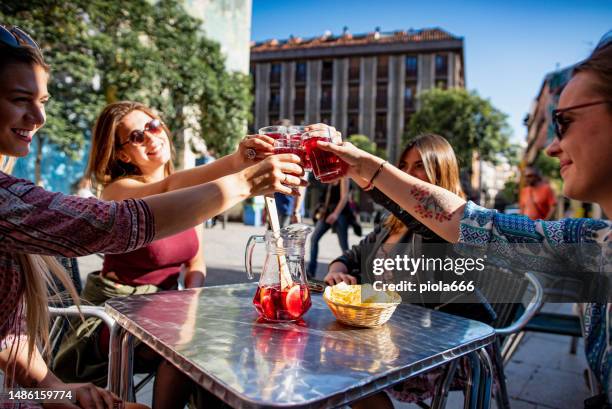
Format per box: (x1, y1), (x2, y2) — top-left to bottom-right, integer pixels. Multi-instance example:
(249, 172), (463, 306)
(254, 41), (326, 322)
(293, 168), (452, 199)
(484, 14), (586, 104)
(431, 359), (460, 409)
(119, 331), (135, 402)
(464, 352), (481, 409)
(477, 349), (494, 409)
(108, 324), (124, 395)
(492, 339), (511, 409)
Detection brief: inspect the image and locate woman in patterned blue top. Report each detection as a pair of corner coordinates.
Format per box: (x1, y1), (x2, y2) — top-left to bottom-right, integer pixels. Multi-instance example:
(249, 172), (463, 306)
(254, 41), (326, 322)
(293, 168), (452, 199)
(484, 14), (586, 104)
(317, 39), (612, 403)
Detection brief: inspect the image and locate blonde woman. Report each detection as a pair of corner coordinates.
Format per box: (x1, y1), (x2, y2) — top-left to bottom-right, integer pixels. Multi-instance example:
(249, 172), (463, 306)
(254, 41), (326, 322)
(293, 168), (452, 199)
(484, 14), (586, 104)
(53, 100), (288, 408)
(0, 25), (303, 409)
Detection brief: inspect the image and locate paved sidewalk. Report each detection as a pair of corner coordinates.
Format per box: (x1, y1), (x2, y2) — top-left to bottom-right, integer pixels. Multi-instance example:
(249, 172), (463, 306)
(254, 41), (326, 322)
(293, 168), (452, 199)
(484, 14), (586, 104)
(77, 221), (591, 409)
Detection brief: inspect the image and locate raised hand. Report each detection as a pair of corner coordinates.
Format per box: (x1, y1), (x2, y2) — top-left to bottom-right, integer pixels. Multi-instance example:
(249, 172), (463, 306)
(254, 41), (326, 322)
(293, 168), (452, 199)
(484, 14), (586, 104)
(233, 134), (276, 169)
(314, 140), (377, 187)
(241, 153), (306, 197)
(304, 123), (342, 143)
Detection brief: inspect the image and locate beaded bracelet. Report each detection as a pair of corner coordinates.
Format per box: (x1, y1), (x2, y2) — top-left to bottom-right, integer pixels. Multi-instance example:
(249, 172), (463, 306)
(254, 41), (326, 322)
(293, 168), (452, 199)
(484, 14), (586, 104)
(363, 161), (387, 191)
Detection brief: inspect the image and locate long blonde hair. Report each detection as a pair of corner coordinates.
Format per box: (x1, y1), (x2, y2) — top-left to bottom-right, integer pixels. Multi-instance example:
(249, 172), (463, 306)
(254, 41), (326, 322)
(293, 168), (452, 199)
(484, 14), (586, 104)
(0, 41), (80, 374)
(86, 101), (175, 191)
(1, 156), (79, 378)
(385, 133), (465, 234)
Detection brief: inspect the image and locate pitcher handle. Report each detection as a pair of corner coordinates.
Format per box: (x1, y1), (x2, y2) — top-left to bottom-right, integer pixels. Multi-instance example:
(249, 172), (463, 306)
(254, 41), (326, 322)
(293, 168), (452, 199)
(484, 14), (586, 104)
(245, 235), (264, 280)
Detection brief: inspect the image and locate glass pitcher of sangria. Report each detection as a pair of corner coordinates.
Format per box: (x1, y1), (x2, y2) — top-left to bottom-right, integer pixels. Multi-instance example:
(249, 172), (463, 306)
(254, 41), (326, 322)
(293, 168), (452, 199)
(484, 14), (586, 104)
(245, 224), (313, 321)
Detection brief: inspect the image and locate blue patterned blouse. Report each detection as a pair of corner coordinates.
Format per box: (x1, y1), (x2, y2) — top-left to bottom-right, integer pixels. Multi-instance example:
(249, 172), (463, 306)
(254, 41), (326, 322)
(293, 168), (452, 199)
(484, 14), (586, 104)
(460, 201), (612, 400)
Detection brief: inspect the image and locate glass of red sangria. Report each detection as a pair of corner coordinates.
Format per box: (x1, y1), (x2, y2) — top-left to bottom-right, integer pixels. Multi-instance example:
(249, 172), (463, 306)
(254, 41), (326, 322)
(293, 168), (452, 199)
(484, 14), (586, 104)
(245, 224), (313, 322)
(302, 128), (348, 182)
(274, 137), (307, 168)
(287, 125), (312, 170)
(258, 125), (287, 140)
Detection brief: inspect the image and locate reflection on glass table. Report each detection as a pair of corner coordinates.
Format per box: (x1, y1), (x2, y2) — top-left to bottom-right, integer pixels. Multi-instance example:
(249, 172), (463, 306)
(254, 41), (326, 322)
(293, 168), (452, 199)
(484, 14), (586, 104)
(105, 283), (495, 408)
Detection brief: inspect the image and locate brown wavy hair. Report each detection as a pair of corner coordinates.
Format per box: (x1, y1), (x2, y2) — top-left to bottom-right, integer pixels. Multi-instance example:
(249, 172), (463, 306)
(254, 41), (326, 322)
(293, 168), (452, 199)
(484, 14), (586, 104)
(1, 38), (78, 375)
(86, 101), (175, 192)
(385, 133), (465, 234)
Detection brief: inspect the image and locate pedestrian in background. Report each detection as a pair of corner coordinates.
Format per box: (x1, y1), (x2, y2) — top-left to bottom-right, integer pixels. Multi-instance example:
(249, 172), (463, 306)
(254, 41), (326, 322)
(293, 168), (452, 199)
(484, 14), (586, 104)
(519, 165), (557, 220)
(308, 177), (350, 278)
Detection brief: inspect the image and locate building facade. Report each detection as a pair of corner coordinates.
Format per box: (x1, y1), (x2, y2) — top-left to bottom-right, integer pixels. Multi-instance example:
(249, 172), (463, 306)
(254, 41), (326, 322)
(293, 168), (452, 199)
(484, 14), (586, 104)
(250, 28), (465, 162)
(183, 0), (252, 74)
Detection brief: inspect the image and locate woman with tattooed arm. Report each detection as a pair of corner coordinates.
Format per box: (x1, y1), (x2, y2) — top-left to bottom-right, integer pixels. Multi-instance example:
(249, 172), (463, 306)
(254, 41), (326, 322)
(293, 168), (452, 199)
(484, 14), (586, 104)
(318, 39), (612, 405)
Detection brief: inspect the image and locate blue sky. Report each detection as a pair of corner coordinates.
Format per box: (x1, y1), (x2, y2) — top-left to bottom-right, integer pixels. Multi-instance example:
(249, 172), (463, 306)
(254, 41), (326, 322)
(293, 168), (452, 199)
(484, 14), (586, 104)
(251, 0), (611, 144)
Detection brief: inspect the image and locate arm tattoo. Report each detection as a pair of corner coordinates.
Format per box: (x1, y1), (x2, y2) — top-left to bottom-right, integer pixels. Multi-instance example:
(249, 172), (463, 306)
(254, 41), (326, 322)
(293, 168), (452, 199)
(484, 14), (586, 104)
(410, 185), (453, 222)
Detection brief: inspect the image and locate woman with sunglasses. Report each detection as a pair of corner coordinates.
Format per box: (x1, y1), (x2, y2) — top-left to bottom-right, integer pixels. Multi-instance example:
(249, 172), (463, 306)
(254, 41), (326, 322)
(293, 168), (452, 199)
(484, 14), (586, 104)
(0, 25), (303, 409)
(52, 100), (284, 408)
(318, 38), (612, 405)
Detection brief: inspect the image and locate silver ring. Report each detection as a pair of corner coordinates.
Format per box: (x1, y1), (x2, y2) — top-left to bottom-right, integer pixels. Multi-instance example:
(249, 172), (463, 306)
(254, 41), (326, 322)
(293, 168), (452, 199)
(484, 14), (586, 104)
(245, 148), (256, 160)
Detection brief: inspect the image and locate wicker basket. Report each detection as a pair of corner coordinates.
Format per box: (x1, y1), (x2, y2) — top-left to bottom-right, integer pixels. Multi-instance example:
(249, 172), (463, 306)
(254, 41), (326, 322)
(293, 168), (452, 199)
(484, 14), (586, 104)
(323, 288), (401, 328)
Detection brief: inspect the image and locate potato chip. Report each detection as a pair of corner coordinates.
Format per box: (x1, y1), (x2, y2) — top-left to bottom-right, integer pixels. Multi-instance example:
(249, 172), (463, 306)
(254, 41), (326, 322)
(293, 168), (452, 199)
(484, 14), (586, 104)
(328, 283), (398, 306)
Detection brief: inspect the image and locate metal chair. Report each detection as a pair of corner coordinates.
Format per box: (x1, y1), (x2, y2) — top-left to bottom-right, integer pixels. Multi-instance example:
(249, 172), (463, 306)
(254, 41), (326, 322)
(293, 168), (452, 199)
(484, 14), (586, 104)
(49, 257), (155, 399)
(410, 268), (543, 409)
(481, 270), (544, 409)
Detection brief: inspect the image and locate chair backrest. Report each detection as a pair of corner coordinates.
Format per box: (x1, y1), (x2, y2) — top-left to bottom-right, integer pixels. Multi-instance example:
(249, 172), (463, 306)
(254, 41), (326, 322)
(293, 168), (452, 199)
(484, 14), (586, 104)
(48, 257), (82, 356)
(471, 265), (543, 334)
(52, 257), (83, 299)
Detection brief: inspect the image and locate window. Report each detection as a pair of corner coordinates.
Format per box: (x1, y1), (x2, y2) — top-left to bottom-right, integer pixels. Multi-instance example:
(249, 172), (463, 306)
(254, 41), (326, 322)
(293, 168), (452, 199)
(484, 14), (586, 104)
(294, 86), (306, 112)
(349, 58), (360, 81)
(347, 113), (359, 136)
(269, 87), (280, 113)
(375, 113), (387, 143)
(435, 54), (448, 77)
(293, 114), (304, 126)
(404, 83), (416, 110)
(377, 56), (388, 80)
(320, 114), (331, 125)
(295, 62), (306, 83)
(321, 85), (332, 111)
(404, 113), (412, 134)
(348, 84), (359, 110)
(322, 60), (333, 82)
(270, 63), (281, 84)
(250, 64), (256, 82)
(436, 79), (448, 89)
(405, 56), (417, 78)
(376, 84), (387, 109)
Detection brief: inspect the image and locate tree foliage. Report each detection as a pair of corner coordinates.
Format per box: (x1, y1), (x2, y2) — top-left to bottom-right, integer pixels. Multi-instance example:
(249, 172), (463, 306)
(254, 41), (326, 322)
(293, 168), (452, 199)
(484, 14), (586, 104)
(533, 150), (561, 183)
(348, 134), (377, 155)
(1, 0), (251, 183)
(405, 88), (512, 170)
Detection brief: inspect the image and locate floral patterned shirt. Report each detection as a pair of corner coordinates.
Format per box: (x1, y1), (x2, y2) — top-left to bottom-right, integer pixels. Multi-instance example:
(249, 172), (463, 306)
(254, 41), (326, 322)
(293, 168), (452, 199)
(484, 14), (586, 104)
(0, 171), (155, 352)
(460, 201), (612, 400)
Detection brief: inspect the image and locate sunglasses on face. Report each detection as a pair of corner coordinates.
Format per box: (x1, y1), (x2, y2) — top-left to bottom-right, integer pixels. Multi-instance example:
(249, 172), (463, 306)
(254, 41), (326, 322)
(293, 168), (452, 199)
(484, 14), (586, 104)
(117, 119), (163, 147)
(552, 100), (611, 140)
(0, 25), (41, 51)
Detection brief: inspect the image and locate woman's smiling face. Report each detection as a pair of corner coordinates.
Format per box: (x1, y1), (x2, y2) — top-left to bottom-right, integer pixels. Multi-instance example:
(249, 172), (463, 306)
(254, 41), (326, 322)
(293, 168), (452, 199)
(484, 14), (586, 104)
(546, 72), (612, 204)
(0, 62), (49, 157)
(115, 109), (171, 175)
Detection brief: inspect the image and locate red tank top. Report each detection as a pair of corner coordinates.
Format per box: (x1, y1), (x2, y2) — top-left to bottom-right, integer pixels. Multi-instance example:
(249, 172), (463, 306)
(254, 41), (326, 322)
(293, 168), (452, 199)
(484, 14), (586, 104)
(102, 228), (199, 289)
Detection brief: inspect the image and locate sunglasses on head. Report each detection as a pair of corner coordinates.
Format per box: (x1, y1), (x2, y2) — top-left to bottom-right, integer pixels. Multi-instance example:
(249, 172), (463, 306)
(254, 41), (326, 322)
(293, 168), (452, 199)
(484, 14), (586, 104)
(117, 119), (163, 147)
(552, 100), (611, 140)
(0, 25), (41, 51)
